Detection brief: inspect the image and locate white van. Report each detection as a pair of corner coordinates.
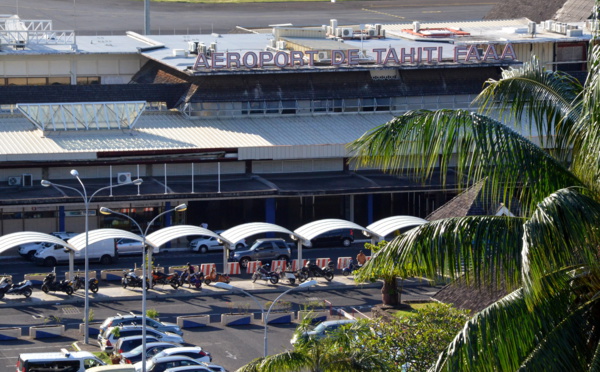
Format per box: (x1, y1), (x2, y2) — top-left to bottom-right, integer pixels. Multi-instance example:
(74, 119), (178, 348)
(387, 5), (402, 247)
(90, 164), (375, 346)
(87, 365), (136, 372)
(33, 239), (118, 267)
(17, 349), (105, 372)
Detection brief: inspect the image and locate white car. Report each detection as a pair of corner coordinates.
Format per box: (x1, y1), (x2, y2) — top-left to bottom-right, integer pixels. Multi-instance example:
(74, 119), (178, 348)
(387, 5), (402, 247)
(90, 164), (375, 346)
(189, 231), (245, 254)
(153, 347), (211, 363)
(116, 238), (145, 255)
(134, 356), (205, 372)
(100, 325), (184, 352)
(165, 363), (227, 372)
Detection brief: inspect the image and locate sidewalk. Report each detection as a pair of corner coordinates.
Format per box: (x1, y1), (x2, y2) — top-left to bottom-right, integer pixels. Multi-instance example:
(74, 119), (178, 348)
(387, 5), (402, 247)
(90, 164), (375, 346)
(0, 275), (385, 308)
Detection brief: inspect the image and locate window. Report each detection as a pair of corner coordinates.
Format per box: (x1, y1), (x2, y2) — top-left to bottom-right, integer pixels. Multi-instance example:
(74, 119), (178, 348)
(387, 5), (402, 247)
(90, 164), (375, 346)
(76, 76), (101, 85)
(26, 360), (80, 372)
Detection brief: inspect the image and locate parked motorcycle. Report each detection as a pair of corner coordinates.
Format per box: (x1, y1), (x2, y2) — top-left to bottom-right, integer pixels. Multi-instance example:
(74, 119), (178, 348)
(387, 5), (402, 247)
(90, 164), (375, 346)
(342, 259), (361, 277)
(41, 272), (74, 295)
(204, 267), (230, 285)
(275, 267), (297, 285)
(0, 277), (33, 299)
(297, 260), (334, 282)
(252, 264), (279, 284)
(72, 274), (99, 293)
(121, 269), (149, 291)
(152, 269), (180, 289)
(179, 270), (204, 289)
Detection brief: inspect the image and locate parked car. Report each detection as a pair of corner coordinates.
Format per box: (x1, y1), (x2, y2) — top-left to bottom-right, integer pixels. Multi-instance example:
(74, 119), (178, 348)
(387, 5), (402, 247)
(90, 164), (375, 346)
(133, 356), (206, 372)
(230, 238), (292, 268)
(290, 319), (357, 345)
(18, 241), (47, 260)
(100, 325), (185, 352)
(34, 239), (117, 266)
(120, 342), (183, 365)
(113, 335), (160, 358)
(153, 347), (211, 363)
(116, 238), (145, 255)
(99, 313), (183, 337)
(164, 363), (227, 372)
(311, 229), (354, 247)
(17, 349), (105, 372)
(50, 231), (79, 240)
(189, 231), (246, 254)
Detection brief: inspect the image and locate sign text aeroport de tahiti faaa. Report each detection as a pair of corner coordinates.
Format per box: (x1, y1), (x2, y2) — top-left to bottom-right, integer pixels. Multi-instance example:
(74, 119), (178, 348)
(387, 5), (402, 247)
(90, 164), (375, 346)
(193, 44), (517, 70)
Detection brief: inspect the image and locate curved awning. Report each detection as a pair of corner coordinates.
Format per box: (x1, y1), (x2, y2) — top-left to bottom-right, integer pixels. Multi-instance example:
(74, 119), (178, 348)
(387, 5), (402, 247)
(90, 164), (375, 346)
(68, 229), (146, 251)
(366, 215), (428, 238)
(293, 218), (377, 247)
(146, 225), (230, 247)
(0, 232), (73, 254)
(220, 222), (299, 246)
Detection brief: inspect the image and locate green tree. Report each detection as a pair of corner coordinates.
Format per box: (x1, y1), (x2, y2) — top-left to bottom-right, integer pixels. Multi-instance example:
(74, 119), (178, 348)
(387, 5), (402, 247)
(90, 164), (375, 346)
(236, 318), (388, 372)
(348, 29), (600, 371)
(360, 240), (409, 307)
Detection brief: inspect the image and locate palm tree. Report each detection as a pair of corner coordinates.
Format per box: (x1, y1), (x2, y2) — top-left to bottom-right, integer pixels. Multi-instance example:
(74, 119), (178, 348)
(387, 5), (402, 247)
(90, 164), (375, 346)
(349, 31), (600, 370)
(236, 318), (389, 372)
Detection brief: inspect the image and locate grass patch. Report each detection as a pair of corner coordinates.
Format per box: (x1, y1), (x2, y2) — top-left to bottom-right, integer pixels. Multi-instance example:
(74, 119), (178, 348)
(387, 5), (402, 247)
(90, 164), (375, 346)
(93, 352), (113, 365)
(393, 303), (431, 318)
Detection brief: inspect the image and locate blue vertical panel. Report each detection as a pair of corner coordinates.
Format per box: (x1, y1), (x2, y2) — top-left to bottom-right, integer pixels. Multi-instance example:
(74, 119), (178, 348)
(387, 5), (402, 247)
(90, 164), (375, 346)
(367, 194), (374, 225)
(59, 206), (65, 232)
(265, 198), (275, 238)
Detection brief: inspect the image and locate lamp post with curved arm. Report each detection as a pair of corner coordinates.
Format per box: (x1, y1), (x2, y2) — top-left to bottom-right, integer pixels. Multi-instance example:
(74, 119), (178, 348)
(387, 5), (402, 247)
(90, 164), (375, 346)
(213, 279), (317, 357)
(99, 203), (187, 372)
(41, 170), (143, 345)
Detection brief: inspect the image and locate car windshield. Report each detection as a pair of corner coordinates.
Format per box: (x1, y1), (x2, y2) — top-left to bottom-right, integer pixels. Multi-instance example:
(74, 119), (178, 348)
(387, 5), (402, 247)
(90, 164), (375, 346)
(129, 344), (144, 354)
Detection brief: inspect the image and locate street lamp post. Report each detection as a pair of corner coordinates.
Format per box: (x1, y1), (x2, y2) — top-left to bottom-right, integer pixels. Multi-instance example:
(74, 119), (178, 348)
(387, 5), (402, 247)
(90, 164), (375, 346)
(99, 203), (187, 372)
(213, 280), (317, 357)
(41, 170), (143, 345)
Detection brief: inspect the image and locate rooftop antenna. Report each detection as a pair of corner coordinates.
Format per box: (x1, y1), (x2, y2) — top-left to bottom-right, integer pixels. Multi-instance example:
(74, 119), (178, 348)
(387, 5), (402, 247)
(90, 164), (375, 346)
(144, 0), (150, 35)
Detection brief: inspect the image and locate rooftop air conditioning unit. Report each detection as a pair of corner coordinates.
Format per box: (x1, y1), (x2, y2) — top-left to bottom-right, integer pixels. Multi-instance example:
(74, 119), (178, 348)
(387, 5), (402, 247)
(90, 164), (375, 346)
(188, 41), (199, 54)
(117, 172), (132, 184)
(341, 28), (353, 37)
(8, 176), (21, 186)
(367, 28), (376, 37)
(198, 43), (207, 55)
(318, 51), (328, 60)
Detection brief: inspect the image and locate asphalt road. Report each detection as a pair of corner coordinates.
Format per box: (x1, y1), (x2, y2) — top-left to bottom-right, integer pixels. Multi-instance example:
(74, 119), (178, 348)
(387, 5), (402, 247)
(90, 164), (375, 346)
(3, 0), (497, 35)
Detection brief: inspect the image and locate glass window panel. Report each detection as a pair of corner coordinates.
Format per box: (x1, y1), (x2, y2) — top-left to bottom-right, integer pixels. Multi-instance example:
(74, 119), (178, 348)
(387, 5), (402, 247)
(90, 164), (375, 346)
(48, 77), (71, 85)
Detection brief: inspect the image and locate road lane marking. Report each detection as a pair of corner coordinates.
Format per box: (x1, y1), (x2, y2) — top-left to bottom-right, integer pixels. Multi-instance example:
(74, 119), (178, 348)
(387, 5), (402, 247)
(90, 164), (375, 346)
(362, 8), (405, 19)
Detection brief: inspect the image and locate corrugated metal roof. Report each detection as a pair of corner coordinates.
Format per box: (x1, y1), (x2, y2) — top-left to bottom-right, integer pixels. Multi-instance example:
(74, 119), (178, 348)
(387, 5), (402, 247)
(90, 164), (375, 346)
(0, 112), (394, 161)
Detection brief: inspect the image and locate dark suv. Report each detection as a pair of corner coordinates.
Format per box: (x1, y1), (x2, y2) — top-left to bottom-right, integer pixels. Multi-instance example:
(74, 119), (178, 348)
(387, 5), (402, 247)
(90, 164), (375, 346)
(311, 229), (354, 247)
(230, 238), (292, 268)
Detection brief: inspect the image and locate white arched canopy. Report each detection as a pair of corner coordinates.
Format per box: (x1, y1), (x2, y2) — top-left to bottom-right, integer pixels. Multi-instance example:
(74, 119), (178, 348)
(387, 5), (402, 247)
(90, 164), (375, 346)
(366, 215), (428, 240)
(293, 218), (376, 247)
(220, 222), (300, 245)
(0, 231), (73, 254)
(68, 228), (147, 251)
(146, 225), (230, 248)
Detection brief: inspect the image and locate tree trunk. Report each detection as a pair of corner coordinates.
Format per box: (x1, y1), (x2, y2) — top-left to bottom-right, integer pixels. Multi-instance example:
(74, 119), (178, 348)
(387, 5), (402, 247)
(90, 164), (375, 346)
(381, 277), (399, 307)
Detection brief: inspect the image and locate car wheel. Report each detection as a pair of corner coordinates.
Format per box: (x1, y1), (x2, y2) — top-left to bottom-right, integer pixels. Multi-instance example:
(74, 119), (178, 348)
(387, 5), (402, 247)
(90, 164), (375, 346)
(27, 251), (36, 261)
(65, 286), (74, 295)
(341, 238), (352, 247)
(44, 257), (56, 267)
(22, 288), (32, 298)
(240, 257), (251, 268)
(100, 255), (112, 265)
(199, 246), (208, 254)
(41, 284), (50, 293)
(324, 271), (334, 281)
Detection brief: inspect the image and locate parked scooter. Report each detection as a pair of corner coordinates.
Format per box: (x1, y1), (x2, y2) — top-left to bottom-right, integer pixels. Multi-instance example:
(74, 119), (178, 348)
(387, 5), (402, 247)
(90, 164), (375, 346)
(41, 271), (74, 295)
(121, 269), (149, 291)
(72, 274), (99, 293)
(204, 267), (230, 285)
(152, 269), (180, 289)
(342, 259), (361, 276)
(252, 264), (279, 284)
(297, 260), (334, 282)
(0, 277), (33, 299)
(275, 267), (297, 285)
(179, 270), (204, 289)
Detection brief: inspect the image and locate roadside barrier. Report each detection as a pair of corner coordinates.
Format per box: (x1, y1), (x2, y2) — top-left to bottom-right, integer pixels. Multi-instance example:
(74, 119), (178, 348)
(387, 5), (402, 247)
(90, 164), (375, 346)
(177, 314), (210, 328)
(337, 257), (352, 270)
(290, 259), (308, 271)
(246, 261), (262, 274)
(316, 258), (330, 268)
(200, 263), (216, 276)
(29, 324), (65, 339)
(270, 260), (286, 272)
(227, 262), (241, 275)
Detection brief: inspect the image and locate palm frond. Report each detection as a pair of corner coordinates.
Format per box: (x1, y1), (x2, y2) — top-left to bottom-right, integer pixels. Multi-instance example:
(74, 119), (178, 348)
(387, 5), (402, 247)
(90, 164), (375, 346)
(348, 109), (583, 215)
(251, 350), (313, 372)
(431, 287), (596, 372)
(522, 187), (600, 302)
(357, 216), (525, 289)
(474, 56), (582, 158)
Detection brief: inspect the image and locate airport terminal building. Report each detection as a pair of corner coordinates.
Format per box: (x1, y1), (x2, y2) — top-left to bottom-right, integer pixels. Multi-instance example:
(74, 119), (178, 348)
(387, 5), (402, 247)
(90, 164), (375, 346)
(0, 15), (592, 236)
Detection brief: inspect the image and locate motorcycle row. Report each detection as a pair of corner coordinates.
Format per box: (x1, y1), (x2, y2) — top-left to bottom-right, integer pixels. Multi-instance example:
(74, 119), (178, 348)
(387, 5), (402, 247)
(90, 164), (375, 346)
(252, 259), (344, 285)
(0, 270), (99, 300)
(121, 266), (231, 291)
